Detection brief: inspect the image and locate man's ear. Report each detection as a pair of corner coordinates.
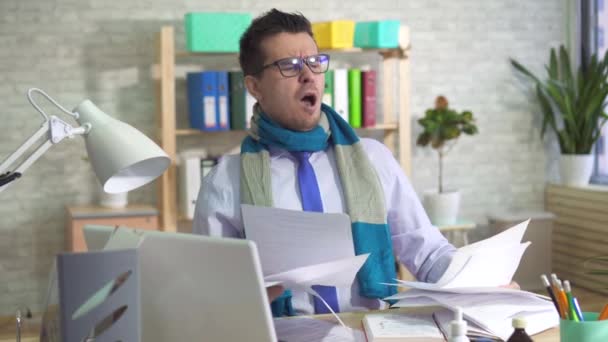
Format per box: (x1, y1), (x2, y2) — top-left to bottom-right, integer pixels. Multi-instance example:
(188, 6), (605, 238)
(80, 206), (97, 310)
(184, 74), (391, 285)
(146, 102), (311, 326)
(244, 75), (262, 102)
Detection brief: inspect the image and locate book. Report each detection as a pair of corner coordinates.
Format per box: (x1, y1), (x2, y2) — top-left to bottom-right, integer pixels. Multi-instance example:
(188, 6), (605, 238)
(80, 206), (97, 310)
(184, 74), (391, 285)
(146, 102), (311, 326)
(178, 154), (201, 220)
(333, 68), (349, 122)
(362, 312), (444, 342)
(323, 69), (334, 107)
(216, 71), (230, 130)
(362, 70), (377, 127)
(229, 71), (256, 130)
(348, 68), (362, 128)
(186, 71), (219, 130)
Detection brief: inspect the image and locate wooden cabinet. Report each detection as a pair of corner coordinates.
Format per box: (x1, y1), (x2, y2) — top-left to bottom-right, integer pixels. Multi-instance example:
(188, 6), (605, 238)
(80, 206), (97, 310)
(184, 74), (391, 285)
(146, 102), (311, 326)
(156, 25), (412, 231)
(546, 184), (608, 295)
(65, 205), (159, 252)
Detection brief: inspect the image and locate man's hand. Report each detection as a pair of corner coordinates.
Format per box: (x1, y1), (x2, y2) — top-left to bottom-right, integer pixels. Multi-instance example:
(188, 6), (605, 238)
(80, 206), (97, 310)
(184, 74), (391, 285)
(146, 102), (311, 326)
(267, 285), (285, 303)
(500, 281), (520, 290)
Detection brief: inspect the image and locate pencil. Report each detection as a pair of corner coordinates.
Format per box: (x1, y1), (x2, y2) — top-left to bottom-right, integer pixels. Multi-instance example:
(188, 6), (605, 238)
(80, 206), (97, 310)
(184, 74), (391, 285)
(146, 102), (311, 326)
(599, 304), (608, 321)
(563, 281), (580, 322)
(550, 274), (568, 319)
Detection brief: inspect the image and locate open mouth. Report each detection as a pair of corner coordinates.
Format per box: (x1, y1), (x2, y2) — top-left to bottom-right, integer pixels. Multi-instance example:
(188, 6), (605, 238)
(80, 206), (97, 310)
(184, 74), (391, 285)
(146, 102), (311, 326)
(300, 92), (318, 108)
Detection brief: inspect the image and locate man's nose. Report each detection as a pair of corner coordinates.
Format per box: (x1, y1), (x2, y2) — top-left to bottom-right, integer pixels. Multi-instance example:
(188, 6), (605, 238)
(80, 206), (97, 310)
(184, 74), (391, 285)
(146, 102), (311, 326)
(298, 63), (315, 83)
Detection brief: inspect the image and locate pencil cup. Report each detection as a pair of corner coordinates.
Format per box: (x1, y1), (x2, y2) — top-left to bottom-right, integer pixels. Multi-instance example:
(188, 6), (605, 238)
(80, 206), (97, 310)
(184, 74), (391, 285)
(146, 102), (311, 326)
(560, 312), (608, 342)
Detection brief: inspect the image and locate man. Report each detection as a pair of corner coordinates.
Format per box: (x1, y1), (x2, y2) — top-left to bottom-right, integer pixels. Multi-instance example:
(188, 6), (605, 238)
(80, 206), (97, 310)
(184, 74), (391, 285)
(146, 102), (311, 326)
(193, 8), (456, 315)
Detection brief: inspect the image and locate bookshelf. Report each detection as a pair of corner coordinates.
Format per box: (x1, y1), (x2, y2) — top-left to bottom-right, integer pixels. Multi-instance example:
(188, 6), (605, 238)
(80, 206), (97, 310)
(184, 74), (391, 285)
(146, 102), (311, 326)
(156, 25), (412, 232)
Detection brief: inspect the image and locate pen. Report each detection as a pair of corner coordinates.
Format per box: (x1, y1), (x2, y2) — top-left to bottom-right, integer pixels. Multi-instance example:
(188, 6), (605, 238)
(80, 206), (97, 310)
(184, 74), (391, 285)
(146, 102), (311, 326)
(572, 297), (584, 322)
(599, 304), (608, 320)
(550, 274), (568, 319)
(562, 280), (580, 322)
(540, 274), (561, 317)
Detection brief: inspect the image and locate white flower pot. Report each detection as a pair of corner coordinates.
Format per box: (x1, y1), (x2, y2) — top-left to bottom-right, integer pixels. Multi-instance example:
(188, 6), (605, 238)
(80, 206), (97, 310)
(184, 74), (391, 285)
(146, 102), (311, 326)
(559, 154), (594, 187)
(423, 190), (460, 226)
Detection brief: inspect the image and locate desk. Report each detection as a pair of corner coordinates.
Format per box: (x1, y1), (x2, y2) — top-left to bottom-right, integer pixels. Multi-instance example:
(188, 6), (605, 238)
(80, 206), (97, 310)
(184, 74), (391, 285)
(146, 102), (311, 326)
(0, 314), (38, 342)
(0, 310), (560, 342)
(437, 221), (476, 247)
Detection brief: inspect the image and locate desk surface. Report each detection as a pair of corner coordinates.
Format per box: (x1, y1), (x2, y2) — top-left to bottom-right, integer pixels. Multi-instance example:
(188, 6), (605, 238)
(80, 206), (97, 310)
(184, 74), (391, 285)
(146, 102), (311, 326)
(0, 309), (558, 342)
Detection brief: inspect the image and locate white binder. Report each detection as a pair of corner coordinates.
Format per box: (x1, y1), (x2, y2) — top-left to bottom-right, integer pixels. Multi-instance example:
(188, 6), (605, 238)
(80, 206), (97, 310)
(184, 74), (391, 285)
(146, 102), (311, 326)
(333, 68), (350, 122)
(178, 155), (201, 220)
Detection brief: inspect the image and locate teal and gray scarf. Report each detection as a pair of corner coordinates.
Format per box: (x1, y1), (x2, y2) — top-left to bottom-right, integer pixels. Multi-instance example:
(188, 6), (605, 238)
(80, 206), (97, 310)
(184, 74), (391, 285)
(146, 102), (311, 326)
(240, 103), (397, 314)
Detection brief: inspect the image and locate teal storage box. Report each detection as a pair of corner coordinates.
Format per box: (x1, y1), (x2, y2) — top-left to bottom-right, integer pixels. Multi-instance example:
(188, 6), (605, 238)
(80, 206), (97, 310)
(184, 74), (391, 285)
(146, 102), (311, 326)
(185, 13), (252, 52)
(354, 20), (400, 48)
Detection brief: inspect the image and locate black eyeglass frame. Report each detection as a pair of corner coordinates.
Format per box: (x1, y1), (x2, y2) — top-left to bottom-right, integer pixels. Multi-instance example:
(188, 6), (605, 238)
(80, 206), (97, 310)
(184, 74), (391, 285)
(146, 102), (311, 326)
(252, 53), (331, 78)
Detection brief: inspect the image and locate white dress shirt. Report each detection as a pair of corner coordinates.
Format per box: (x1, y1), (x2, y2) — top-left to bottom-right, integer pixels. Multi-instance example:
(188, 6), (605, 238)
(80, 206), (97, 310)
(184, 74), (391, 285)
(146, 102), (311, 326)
(193, 138), (455, 315)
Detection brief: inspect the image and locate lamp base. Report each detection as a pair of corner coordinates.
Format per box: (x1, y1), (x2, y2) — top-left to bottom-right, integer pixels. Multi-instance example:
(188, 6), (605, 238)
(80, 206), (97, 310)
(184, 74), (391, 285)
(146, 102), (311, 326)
(99, 190), (128, 208)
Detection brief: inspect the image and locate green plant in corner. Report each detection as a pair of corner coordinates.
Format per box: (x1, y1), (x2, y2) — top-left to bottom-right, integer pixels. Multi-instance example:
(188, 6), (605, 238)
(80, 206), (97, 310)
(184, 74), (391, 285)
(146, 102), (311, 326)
(510, 45), (608, 154)
(416, 96), (478, 193)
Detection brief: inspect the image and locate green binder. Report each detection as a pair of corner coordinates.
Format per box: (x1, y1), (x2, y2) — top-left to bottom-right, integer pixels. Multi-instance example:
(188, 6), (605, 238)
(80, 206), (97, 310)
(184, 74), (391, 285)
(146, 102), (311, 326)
(348, 69), (362, 128)
(323, 70), (334, 107)
(229, 71), (247, 130)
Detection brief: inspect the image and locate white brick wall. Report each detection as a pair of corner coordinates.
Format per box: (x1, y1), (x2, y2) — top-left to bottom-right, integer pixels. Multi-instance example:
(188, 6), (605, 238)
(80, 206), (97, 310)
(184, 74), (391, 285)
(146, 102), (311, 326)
(0, 0), (565, 314)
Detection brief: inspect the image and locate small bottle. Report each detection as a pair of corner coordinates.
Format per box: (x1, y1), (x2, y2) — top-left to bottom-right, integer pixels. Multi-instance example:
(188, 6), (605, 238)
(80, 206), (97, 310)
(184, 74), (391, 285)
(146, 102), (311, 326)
(448, 308), (470, 342)
(506, 317), (534, 342)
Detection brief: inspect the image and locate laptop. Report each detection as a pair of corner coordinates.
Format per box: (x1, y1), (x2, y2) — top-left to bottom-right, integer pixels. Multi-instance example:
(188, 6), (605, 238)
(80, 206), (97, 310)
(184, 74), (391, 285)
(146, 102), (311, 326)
(83, 225), (277, 342)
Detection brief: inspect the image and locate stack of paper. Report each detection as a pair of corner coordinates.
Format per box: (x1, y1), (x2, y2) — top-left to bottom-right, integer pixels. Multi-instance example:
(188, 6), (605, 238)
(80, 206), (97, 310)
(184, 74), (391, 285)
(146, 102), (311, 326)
(386, 220), (560, 341)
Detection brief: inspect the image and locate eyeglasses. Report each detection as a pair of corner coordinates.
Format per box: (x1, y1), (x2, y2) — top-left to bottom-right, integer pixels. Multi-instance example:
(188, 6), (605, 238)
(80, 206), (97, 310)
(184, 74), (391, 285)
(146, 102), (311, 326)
(254, 54), (330, 78)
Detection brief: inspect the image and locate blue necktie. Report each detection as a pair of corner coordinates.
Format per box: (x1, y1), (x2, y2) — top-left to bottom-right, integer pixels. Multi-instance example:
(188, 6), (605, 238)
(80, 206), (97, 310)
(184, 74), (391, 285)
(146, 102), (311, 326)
(292, 151), (340, 314)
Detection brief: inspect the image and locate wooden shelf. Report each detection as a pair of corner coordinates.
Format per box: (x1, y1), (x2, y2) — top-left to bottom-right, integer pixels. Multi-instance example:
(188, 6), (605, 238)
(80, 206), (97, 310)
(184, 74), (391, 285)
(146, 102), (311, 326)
(175, 128), (245, 136)
(157, 24), (412, 231)
(175, 123), (399, 136)
(175, 46), (410, 59)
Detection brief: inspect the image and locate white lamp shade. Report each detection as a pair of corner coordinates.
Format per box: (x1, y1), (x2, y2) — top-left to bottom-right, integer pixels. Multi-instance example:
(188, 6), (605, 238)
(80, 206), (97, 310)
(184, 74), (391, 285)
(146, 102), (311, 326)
(74, 100), (170, 194)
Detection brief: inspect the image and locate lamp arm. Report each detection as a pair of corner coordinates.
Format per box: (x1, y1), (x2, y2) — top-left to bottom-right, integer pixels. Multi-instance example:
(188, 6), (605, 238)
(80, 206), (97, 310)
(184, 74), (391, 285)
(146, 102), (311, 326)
(0, 114), (88, 193)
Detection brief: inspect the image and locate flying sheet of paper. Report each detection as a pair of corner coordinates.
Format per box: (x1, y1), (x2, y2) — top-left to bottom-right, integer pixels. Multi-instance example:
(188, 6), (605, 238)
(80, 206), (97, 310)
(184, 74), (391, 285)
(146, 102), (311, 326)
(458, 219), (529, 254)
(264, 254), (369, 291)
(393, 220), (530, 290)
(264, 254), (369, 327)
(274, 317), (366, 342)
(241, 204), (355, 276)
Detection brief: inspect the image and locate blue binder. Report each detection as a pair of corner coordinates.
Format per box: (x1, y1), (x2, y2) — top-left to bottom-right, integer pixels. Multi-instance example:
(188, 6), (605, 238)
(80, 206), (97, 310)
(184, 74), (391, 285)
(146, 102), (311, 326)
(187, 71), (219, 131)
(216, 71), (230, 130)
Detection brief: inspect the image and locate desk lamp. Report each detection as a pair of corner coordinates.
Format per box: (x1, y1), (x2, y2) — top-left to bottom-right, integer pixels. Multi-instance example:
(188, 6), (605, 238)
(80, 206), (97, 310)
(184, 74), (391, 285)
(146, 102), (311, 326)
(2, 89), (170, 342)
(0, 88), (170, 194)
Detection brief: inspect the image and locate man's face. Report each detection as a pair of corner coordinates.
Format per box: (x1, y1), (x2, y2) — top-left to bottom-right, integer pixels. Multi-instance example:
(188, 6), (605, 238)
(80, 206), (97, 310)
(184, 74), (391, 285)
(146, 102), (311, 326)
(245, 32), (325, 132)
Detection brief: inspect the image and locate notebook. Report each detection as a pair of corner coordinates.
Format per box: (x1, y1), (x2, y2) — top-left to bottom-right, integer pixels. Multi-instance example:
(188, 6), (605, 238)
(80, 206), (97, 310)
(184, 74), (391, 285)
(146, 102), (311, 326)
(362, 312), (445, 341)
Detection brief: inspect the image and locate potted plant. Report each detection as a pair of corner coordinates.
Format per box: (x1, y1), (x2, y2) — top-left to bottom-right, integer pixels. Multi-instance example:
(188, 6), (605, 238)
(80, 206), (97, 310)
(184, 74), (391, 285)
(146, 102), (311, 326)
(510, 45), (608, 186)
(416, 96), (478, 225)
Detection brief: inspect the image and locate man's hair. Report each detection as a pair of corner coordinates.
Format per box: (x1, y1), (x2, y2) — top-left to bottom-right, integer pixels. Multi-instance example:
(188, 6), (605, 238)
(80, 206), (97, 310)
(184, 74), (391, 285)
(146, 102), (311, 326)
(239, 8), (314, 76)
